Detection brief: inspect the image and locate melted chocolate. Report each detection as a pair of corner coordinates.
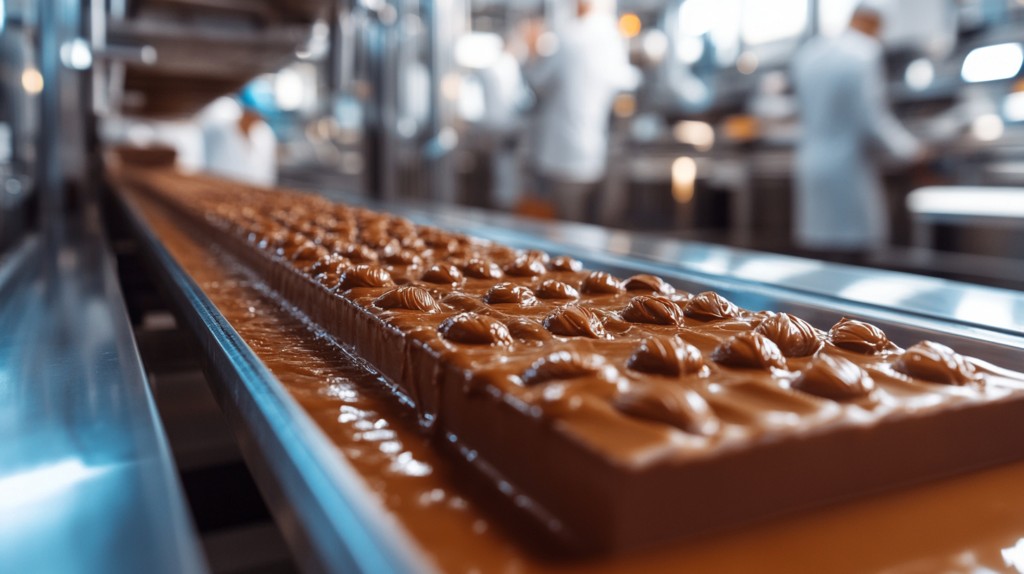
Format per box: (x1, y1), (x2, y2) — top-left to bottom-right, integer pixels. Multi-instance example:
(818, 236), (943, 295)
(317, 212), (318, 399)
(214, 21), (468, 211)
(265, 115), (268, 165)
(439, 313), (513, 346)
(375, 286), (441, 313)
(793, 355), (874, 401)
(614, 383), (719, 436)
(684, 292), (740, 322)
(893, 341), (981, 386)
(711, 332), (787, 370)
(626, 336), (703, 377)
(621, 295), (683, 326)
(755, 313), (822, 358)
(829, 318), (894, 355)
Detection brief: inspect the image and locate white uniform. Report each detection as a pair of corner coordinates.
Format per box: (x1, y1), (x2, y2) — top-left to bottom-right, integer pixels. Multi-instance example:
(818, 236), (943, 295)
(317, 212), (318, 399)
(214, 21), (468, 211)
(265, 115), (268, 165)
(527, 13), (637, 184)
(792, 29), (921, 251)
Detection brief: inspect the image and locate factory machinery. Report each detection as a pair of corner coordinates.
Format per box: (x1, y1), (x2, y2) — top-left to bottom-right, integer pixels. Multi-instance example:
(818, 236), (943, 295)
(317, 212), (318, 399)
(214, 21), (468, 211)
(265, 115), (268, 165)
(6, 1), (1024, 574)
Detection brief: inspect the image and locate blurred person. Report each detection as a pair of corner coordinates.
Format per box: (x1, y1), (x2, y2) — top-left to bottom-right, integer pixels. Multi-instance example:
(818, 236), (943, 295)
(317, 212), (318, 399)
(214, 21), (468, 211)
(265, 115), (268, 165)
(478, 34), (531, 210)
(199, 97), (278, 187)
(525, 0), (639, 221)
(791, 2), (925, 260)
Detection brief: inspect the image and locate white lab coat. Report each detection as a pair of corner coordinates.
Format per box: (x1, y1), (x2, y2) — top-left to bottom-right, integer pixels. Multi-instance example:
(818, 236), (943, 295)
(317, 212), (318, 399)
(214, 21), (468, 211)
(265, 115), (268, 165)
(527, 14), (638, 184)
(791, 30), (921, 251)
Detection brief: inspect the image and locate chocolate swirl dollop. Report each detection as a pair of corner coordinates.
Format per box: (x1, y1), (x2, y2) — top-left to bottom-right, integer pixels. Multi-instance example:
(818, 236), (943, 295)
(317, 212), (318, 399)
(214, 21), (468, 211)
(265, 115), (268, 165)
(543, 305), (607, 339)
(420, 264), (463, 285)
(626, 336), (703, 377)
(614, 384), (719, 436)
(338, 243), (379, 263)
(521, 351), (606, 385)
(684, 292), (740, 322)
(893, 341), (982, 386)
(621, 295), (683, 326)
(484, 283), (538, 306)
(462, 258), (503, 279)
(829, 318), (894, 355)
(536, 280), (580, 300)
(623, 274), (674, 294)
(373, 286), (441, 313)
(439, 313), (513, 346)
(506, 318), (552, 344)
(337, 265), (395, 290)
(383, 249), (422, 266)
(580, 271), (623, 294)
(549, 256), (582, 272)
(711, 332), (786, 370)
(755, 313), (822, 357)
(308, 253), (351, 277)
(504, 251), (549, 277)
(792, 355), (875, 401)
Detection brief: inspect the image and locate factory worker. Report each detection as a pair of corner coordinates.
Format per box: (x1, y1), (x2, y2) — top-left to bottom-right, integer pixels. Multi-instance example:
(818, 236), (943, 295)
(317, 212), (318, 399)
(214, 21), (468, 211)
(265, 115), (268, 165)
(525, 0), (639, 221)
(791, 2), (925, 259)
(198, 96), (278, 188)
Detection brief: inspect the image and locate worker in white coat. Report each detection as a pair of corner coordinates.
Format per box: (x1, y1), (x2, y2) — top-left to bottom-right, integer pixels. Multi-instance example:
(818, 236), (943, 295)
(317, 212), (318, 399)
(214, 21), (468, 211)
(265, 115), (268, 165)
(791, 3), (924, 258)
(525, 0), (639, 221)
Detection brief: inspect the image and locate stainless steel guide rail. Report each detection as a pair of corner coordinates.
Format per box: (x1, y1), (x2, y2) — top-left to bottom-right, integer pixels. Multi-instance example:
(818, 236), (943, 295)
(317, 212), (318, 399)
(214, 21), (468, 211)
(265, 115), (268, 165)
(116, 179), (1024, 574)
(0, 222), (206, 574)
(115, 189), (434, 574)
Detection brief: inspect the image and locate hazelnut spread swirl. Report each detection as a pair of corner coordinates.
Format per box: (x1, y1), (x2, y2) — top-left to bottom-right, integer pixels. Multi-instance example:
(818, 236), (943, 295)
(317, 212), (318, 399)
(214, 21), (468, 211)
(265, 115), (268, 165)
(684, 291), (740, 322)
(337, 265), (394, 290)
(543, 305), (606, 339)
(755, 313), (822, 357)
(581, 271), (623, 294)
(830, 317), (896, 354)
(893, 341), (982, 386)
(621, 295), (683, 326)
(614, 384), (720, 436)
(374, 286), (441, 313)
(439, 313), (513, 346)
(623, 274), (675, 294)
(484, 283), (538, 306)
(793, 355), (874, 401)
(536, 279), (580, 300)
(627, 336), (703, 377)
(125, 167), (1024, 556)
(711, 332), (787, 370)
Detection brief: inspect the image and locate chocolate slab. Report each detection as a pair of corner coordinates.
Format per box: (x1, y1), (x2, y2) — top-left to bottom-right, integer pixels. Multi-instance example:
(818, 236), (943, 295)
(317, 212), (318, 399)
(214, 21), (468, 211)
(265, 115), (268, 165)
(119, 167), (1024, 554)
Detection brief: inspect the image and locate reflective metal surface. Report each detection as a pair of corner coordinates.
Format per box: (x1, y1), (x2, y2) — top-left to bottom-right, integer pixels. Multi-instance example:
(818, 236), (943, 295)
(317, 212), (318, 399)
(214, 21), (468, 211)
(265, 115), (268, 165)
(0, 220), (207, 574)
(116, 193), (433, 574)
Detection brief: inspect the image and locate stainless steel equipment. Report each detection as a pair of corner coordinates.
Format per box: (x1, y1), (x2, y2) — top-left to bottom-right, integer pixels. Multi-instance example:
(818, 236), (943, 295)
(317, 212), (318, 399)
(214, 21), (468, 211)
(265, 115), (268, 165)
(0, 220), (206, 573)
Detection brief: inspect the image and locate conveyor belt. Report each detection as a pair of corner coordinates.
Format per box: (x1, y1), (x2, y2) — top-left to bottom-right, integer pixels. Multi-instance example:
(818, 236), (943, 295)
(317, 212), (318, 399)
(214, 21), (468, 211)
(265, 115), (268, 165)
(112, 173), (1024, 574)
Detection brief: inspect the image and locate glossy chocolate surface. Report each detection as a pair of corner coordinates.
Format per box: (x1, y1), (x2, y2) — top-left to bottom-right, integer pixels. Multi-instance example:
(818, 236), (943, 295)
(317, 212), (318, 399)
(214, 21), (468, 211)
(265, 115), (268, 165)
(124, 169), (1024, 557)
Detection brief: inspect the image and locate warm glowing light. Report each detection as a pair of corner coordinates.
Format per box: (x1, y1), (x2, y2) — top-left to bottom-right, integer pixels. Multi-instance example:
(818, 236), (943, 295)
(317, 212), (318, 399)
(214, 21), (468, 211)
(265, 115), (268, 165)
(741, 0), (807, 45)
(671, 156), (697, 203)
(454, 32), (504, 70)
(619, 13), (642, 38)
(1004, 92), (1024, 122)
(672, 120), (715, 151)
(971, 113), (1004, 142)
(60, 37), (93, 70)
(737, 51), (758, 74)
(274, 68), (304, 111)
(21, 68), (43, 94)
(676, 35), (705, 64)
(905, 58), (934, 91)
(612, 93), (636, 118)
(962, 43), (1024, 83)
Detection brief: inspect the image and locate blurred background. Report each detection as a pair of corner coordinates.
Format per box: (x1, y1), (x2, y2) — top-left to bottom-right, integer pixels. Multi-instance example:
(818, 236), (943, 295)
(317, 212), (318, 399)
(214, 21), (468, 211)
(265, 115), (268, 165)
(6, 0), (1024, 289)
